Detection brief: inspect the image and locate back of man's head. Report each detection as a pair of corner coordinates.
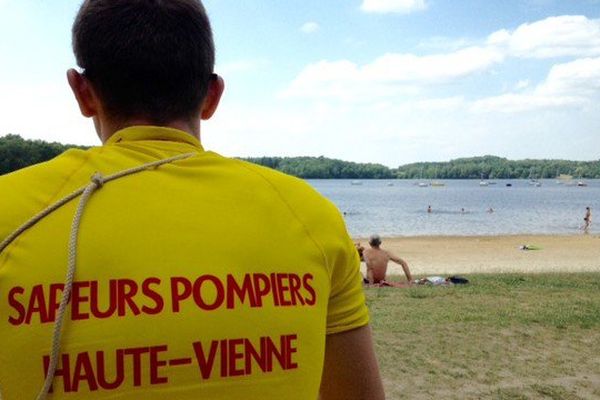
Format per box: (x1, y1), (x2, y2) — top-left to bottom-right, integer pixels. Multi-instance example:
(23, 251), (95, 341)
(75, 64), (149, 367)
(369, 234), (382, 247)
(72, 0), (214, 125)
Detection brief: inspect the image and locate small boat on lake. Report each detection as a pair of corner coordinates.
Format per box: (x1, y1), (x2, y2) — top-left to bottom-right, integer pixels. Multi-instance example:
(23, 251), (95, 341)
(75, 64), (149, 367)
(479, 173), (489, 187)
(528, 167), (541, 186)
(556, 174), (573, 185)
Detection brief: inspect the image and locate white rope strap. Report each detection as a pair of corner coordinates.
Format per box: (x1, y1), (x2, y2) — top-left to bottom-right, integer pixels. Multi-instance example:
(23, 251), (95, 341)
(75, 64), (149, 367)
(0, 152), (195, 400)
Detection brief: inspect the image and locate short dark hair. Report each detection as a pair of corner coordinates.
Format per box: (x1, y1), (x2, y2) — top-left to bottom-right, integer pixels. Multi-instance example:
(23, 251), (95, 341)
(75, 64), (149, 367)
(369, 235), (381, 247)
(72, 0), (215, 124)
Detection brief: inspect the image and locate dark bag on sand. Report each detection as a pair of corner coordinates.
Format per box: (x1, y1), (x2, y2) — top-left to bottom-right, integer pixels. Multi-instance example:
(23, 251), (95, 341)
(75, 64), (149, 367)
(448, 276), (469, 284)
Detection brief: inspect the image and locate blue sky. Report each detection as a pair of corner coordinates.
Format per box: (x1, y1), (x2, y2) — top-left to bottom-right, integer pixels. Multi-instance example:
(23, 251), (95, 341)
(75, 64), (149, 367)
(1, 0), (599, 167)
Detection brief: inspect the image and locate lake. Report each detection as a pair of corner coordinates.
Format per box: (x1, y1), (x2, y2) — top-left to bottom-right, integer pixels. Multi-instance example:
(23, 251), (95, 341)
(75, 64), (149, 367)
(307, 179), (599, 237)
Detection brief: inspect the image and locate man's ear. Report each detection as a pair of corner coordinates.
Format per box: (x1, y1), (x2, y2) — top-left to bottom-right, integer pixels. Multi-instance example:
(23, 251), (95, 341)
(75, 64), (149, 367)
(200, 74), (225, 120)
(67, 69), (99, 118)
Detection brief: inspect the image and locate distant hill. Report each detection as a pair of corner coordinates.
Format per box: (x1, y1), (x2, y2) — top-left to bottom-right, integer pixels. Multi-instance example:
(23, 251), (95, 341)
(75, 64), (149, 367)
(0, 134), (88, 175)
(243, 156), (393, 179)
(1, 135), (599, 179)
(396, 155), (600, 179)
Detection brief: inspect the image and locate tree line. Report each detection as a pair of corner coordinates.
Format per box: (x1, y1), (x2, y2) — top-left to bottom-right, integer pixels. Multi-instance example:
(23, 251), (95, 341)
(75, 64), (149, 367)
(243, 156), (394, 179)
(2, 134), (599, 179)
(396, 155), (600, 179)
(0, 134), (88, 175)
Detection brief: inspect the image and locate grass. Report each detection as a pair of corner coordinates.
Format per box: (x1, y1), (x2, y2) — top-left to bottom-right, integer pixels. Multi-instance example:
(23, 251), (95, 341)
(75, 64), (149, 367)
(366, 273), (600, 399)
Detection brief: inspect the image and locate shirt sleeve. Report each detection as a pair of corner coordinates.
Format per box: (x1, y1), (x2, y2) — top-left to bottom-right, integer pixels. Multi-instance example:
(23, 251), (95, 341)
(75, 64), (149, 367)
(238, 164), (370, 335)
(0, 149), (88, 244)
(324, 215), (369, 335)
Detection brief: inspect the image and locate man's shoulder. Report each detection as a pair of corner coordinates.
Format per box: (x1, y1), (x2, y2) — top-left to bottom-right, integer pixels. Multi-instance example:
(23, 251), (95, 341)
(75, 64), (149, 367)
(0, 147), (91, 240)
(218, 156), (336, 210)
(362, 247), (379, 260)
(364, 247), (390, 258)
(221, 156), (310, 186)
(218, 155), (349, 245)
(0, 147), (90, 188)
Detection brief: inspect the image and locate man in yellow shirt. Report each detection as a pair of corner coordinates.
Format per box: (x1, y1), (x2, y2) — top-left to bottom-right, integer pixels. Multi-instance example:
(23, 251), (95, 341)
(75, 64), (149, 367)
(0, 1), (384, 399)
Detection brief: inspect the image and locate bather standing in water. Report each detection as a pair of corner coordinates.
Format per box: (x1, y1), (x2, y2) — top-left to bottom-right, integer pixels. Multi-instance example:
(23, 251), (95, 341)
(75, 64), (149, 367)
(583, 207), (592, 233)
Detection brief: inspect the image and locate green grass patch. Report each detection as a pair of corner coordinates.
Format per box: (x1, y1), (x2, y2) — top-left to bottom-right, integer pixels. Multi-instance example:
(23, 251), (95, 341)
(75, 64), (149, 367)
(367, 273), (600, 399)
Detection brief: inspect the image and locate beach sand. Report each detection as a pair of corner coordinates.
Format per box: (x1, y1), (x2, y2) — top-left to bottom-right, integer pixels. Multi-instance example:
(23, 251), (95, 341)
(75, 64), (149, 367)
(355, 234), (600, 276)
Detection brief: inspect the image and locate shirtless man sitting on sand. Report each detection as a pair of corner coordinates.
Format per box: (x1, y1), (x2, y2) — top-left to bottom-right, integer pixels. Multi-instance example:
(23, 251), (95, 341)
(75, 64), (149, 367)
(363, 234), (413, 287)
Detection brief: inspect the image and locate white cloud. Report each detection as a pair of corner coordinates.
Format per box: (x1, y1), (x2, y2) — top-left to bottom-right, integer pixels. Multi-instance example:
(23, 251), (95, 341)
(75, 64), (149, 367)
(413, 96), (466, 111)
(300, 22), (319, 34)
(486, 29), (511, 46)
(472, 57), (600, 113)
(360, 0), (427, 14)
(363, 47), (504, 82)
(539, 56), (600, 96)
(206, 14), (600, 165)
(282, 66), (420, 101)
(282, 47), (503, 101)
(470, 93), (581, 113)
(488, 15), (600, 59)
(284, 14), (600, 107)
(417, 36), (473, 51)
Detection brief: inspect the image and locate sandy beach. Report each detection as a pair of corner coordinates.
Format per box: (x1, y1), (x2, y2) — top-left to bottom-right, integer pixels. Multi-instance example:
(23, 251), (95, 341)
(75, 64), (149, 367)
(355, 234), (600, 276)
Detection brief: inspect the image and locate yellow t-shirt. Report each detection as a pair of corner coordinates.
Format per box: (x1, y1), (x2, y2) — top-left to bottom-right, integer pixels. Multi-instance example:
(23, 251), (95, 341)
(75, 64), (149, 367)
(0, 126), (368, 399)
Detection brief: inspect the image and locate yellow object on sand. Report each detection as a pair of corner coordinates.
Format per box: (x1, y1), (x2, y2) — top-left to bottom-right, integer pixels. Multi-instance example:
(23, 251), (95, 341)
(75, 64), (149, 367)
(0, 126), (368, 399)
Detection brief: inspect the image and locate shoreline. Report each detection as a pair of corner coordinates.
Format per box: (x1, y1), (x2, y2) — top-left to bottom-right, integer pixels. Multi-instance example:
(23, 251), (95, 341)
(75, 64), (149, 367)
(353, 234), (600, 275)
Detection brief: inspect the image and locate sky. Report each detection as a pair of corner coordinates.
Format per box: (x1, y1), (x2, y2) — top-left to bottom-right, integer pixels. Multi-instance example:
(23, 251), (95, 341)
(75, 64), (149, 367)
(0, 0), (599, 167)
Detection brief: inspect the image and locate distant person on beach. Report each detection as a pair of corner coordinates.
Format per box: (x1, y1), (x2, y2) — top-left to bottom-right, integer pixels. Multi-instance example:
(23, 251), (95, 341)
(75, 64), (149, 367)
(461, 208), (465, 214)
(0, 1), (384, 399)
(427, 205), (432, 213)
(583, 207), (592, 233)
(363, 234), (413, 286)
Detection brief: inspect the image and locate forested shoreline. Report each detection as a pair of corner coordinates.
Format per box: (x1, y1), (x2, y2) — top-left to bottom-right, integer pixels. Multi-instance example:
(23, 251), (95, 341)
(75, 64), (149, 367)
(396, 155), (600, 179)
(2, 134), (599, 179)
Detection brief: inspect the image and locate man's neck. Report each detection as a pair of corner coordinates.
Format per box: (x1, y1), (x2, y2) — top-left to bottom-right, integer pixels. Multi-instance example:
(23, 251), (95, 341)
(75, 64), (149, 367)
(98, 117), (200, 144)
